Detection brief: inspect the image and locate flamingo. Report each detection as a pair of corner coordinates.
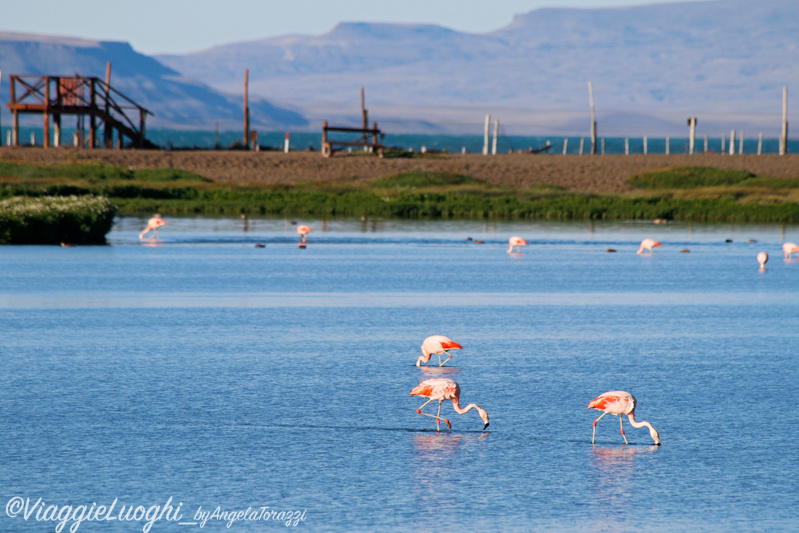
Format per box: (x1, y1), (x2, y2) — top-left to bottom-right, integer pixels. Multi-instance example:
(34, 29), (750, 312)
(588, 391), (661, 445)
(297, 225), (313, 242)
(783, 242), (799, 259)
(410, 378), (489, 431)
(139, 215), (167, 239)
(507, 236), (528, 253)
(637, 238), (662, 255)
(757, 251), (768, 270)
(417, 335), (462, 367)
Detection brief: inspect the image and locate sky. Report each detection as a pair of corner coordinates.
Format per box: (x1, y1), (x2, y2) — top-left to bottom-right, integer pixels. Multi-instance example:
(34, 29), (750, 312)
(3, 0), (699, 55)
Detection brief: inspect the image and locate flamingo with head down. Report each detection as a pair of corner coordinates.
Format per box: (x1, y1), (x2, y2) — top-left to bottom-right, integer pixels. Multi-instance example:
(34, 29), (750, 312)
(410, 378), (489, 431)
(139, 215), (167, 239)
(637, 239), (662, 255)
(507, 236), (528, 253)
(417, 335), (462, 367)
(783, 242), (799, 259)
(588, 391), (661, 445)
(297, 225), (313, 242)
(757, 251), (768, 270)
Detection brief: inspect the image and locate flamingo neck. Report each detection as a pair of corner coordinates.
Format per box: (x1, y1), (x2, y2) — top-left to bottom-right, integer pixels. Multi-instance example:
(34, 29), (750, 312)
(627, 411), (654, 431)
(451, 397), (479, 415)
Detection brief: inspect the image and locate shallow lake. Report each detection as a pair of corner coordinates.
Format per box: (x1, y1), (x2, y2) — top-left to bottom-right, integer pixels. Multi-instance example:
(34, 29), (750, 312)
(2, 216), (799, 532)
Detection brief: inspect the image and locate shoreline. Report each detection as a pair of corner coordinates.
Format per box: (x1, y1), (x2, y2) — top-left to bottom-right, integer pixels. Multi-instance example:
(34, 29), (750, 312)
(1, 147), (798, 194)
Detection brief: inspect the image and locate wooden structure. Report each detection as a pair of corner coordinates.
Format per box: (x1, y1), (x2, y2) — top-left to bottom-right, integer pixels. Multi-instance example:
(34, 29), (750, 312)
(6, 74), (156, 149)
(321, 120), (383, 157)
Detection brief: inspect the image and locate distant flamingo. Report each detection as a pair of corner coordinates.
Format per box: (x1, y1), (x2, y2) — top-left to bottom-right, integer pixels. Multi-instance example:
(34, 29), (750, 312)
(139, 215), (167, 239)
(758, 251), (769, 270)
(417, 335), (463, 367)
(637, 238), (662, 255)
(410, 378), (489, 431)
(783, 242), (799, 259)
(588, 391), (661, 445)
(297, 225), (313, 242)
(507, 236), (528, 253)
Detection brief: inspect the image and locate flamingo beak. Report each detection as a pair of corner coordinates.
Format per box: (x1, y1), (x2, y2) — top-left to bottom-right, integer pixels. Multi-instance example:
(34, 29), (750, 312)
(483, 422), (490, 430)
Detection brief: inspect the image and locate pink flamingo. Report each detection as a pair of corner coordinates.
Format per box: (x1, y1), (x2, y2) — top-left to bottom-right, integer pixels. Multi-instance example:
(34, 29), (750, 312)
(139, 215), (167, 239)
(757, 251), (768, 270)
(297, 225), (313, 242)
(410, 378), (489, 431)
(588, 391), (661, 445)
(637, 238), (662, 255)
(507, 236), (528, 253)
(783, 242), (799, 259)
(416, 335), (462, 367)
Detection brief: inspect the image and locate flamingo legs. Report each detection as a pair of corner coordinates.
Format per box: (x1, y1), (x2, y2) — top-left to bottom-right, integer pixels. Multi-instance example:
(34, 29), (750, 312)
(437, 351), (453, 367)
(415, 399), (452, 430)
(592, 412), (629, 444)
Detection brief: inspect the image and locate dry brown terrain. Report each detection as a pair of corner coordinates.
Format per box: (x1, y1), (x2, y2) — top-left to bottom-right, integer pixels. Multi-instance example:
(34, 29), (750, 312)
(1, 147), (798, 193)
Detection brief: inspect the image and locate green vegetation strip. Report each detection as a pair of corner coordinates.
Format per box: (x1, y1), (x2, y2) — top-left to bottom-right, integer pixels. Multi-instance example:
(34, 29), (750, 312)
(2, 162), (799, 225)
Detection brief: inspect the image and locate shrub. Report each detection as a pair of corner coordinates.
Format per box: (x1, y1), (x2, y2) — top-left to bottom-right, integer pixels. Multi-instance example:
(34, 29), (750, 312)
(0, 195), (117, 244)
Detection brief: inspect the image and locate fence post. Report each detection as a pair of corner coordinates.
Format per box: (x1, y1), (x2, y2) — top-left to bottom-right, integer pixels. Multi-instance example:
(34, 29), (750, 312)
(483, 115), (490, 155)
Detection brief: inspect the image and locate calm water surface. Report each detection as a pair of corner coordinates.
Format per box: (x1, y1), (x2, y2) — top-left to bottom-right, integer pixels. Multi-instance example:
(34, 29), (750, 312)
(2, 216), (799, 532)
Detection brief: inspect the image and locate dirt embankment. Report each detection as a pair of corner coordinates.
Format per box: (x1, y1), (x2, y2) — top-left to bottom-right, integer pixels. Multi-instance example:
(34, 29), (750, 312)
(2, 147), (798, 194)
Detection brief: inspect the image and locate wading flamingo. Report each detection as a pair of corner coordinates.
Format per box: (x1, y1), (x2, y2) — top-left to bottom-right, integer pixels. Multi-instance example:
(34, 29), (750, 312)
(139, 215), (167, 239)
(417, 335), (462, 367)
(758, 251), (769, 270)
(410, 378), (489, 431)
(783, 242), (799, 259)
(507, 236), (528, 253)
(297, 225), (313, 242)
(588, 391), (660, 445)
(637, 238), (662, 255)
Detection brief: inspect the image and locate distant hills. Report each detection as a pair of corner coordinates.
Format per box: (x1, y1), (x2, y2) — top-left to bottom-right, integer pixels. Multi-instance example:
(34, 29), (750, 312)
(0, 32), (307, 131)
(2, 0), (797, 137)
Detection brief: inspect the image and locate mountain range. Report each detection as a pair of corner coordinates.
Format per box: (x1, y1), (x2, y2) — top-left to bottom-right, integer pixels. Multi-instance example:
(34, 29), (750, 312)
(1, 0), (797, 137)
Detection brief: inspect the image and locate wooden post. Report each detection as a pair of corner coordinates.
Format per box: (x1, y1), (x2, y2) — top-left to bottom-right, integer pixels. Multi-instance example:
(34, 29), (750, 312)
(687, 117), (697, 155)
(361, 87), (369, 152)
(43, 77), (50, 148)
(588, 81), (597, 154)
(601, 138), (605, 155)
(758, 132), (763, 155)
(643, 135), (648, 155)
(579, 137), (584, 155)
(704, 134), (708, 153)
(244, 69), (250, 149)
(665, 137), (669, 155)
(491, 119), (499, 155)
(11, 75), (18, 147)
(104, 62), (112, 148)
(89, 78), (96, 148)
(251, 130), (258, 151)
(721, 133), (725, 154)
(483, 115), (490, 155)
(729, 130), (735, 155)
(625, 138), (629, 155)
(738, 130), (744, 155)
(780, 86), (788, 155)
(284, 132), (290, 153)
(562, 138), (568, 155)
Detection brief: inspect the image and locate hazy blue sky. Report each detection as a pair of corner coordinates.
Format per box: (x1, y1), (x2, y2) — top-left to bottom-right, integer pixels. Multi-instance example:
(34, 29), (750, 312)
(4, 0), (700, 55)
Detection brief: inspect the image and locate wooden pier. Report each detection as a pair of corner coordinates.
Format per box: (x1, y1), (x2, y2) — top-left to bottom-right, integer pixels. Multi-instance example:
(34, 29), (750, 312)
(6, 73), (156, 149)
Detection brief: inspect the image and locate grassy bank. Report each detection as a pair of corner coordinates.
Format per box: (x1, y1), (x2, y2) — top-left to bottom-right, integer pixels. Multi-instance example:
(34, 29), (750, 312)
(2, 161), (799, 223)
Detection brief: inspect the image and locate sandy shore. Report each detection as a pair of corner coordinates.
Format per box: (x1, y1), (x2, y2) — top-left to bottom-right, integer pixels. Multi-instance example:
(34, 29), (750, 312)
(1, 147), (798, 194)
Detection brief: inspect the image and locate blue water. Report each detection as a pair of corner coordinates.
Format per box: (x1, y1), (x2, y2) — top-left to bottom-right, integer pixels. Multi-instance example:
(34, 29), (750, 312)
(5, 126), (799, 155)
(2, 216), (799, 532)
